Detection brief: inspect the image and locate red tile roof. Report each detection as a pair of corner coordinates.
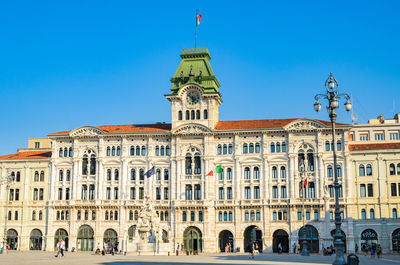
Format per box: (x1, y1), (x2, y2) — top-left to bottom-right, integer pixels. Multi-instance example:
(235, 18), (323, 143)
(0, 151), (52, 160)
(48, 118), (347, 135)
(349, 143), (400, 151)
(49, 123), (172, 135)
(214, 118), (345, 130)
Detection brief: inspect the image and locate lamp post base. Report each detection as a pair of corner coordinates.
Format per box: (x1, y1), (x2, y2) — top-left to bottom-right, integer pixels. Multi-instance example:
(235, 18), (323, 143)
(301, 240), (309, 256)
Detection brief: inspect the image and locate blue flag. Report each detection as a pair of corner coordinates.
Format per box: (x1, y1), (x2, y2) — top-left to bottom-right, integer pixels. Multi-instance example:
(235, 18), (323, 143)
(144, 166), (155, 178)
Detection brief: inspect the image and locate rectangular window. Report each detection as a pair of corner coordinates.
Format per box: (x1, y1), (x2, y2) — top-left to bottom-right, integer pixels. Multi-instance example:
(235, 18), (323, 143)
(66, 188), (70, 200)
(360, 184), (366, 197)
(374, 133), (384, 141)
(35, 142), (40, 148)
(139, 187), (144, 200)
(106, 187), (111, 200)
(297, 211), (302, 220)
(390, 132), (399, 140)
(39, 188), (44, 200)
(329, 185), (334, 198)
(218, 187), (224, 200)
(272, 186), (278, 199)
(359, 133), (369, 141)
(33, 189), (38, 200)
(89, 185), (95, 200)
(367, 184), (373, 197)
(392, 183), (397, 196)
(227, 187), (232, 200)
(281, 186), (287, 198)
(194, 184), (201, 200)
(130, 187), (136, 200)
(164, 187), (169, 200)
(254, 186), (260, 199)
(314, 210), (318, 220)
(244, 187), (251, 199)
(58, 188), (63, 200)
(114, 187), (119, 200)
(306, 211), (310, 220)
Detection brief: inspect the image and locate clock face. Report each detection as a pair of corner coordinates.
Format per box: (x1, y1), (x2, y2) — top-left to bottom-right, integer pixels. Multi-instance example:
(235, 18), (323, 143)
(186, 90), (200, 105)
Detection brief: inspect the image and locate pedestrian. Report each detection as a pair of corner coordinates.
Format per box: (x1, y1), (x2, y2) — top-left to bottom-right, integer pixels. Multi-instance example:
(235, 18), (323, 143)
(355, 244), (358, 254)
(278, 242), (282, 254)
(77, 241), (81, 252)
(370, 247), (375, 258)
(176, 242), (179, 256)
(377, 244), (382, 258)
(293, 242), (296, 254)
(298, 243), (301, 254)
(248, 241), (254, 259)
(229, 242), (232, 253)
(59, 239), (65, 257)
(55, 240), (61, 257)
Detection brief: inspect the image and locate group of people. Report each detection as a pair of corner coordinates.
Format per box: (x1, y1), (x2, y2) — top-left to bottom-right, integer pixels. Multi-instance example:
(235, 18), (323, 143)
(322, 244), (336, 255)
(175, 242), (184, 255)
(54, 239), (65, 257)
(360, 243), (382, 258)
(95, 241), (119, 255)
(224, 242), (233, 253)
(248, 241), (260, 259)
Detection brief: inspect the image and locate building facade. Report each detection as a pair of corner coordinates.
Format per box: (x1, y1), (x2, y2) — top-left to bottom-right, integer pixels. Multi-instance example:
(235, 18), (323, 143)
(1, 48), (399, 254)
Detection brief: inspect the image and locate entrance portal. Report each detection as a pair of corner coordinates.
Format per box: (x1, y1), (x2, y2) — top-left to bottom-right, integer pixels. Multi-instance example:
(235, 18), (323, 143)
(54, 229), (69, 251)
(77, 225), (94, 251)
(244, 226), (262, 253)
(273, 229), (289, 253)
(29, 229), (43, 250)
(7, 229), (18, 250)
(183, 226), (202, 254)
(298, 225), (319, 253)
(392, 229), (400, 252)
(218, 230), (234, 252)
(361, 229), (378, 251)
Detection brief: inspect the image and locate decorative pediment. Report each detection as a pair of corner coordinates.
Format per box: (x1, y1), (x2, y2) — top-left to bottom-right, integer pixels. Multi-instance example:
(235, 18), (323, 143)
(172, 123), (211, 135)
(284, 119), (326, 131)
(69, 126), (104, 138)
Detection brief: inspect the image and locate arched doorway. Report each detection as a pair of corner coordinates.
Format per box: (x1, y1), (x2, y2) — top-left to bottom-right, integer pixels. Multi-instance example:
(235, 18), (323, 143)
(298, 225), (319, 253)
(392, 228), (400, 252)
(7, 229), (18, 250)
(54, 229), (69, 251)
(183, 226), (202, 254)
(103, 229), (118, 246)
(244, 226), (262, 253)
(218, 230), (234, 252)
(77, 225), (94, 251)
(29, 229), (43, 250)
(361, 229), (378, 251)
(331, 229), (346, 253)
(273, 229), (289, 253)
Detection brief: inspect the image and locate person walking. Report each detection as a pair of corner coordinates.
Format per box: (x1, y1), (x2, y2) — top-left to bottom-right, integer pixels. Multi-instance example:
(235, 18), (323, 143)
(176, 242), (179, 256)
(293, 242), (296, 254)
(248, 241), (254, 259)
(377, 244), (382, 258)
(55, 240), (61, 257)
(355, 243), (359, 254)
(59, 239), (65, 257)
(278, 242), (282, 254)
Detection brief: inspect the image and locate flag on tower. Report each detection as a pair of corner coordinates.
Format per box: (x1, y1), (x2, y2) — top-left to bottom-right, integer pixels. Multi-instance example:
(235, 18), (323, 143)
(196, 14), (202, 27)
(206, 165), (222, 176)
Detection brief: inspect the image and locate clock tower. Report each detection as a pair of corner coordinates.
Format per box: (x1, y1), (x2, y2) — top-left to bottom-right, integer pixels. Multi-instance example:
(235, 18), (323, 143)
(165, 48), (222, 130)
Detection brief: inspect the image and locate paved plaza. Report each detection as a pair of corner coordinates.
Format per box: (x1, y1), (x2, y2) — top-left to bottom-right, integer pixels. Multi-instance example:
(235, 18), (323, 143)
(0, 252), (400, 265)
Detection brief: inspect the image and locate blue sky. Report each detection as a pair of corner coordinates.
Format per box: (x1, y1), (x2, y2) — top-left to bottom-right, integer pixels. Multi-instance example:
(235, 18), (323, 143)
(0, 1), (399, 155)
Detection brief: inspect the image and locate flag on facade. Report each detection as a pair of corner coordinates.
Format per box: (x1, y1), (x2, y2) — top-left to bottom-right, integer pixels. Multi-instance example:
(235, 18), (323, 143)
(299, 178), (308, 190)
(144, 166), (155, 178)
(196, 14), (202, 27)
(206, 164), (222, 176)
(299, 181), (303, 191)
(303, 178), (308, 187)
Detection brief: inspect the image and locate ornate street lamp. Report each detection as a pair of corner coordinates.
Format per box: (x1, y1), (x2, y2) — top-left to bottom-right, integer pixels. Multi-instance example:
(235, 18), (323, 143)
(314, 72), (351, 265)
(299, 162), (309, 256)
(1, 174), (15, 254)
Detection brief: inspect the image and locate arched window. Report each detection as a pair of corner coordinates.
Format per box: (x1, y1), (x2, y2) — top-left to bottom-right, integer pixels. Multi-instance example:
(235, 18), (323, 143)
(359, 164), (365, 176)
(32, 211), (36, 220)
(271, 142), (275, 153)
(224, 211), (228, 221)
(185, 185), (193, 200)
(155, 146), (160, 156)
(361, 209), (366, 219)
(165, 211), (169, 221)
(156, 169), (161, 180)
(82, 155), (88, 175)
(282, 142), (287, 152)
(185, 153), (192, 174)
(336, 165), (342, 178)
(69, 147), (73, 157)
(166, 146), (170, 156)
(191, 110), (195, 120)
(117, 146), (121, 156)
(243, 143), (248, 154)
(203, 109), (208, 119)
(186, 110), (190, 120)
(366, 164), (372, 176)
(129, 211), (133, 220)
(110, 211), (113, 220)
(59, 148), (63, 157)
(178, 111), (182, 120)
(393, 208), (398, 219)
(107, 169), (112, 181)
(77, 210), (81, 220)
(276, 142), (281, 152)
(182, 211), (187, 222)
(228, 144), (233, 154)
(337, 140), (342, 151)
(139, 169), (144, 180)
(273, 211), (277, 220)
(249, 143), (254, 153)
(130, 146), (134, 156)
(325, 141), (330, 151)
(105, 211), (109, 220)
(34, 171), (39, 182)
(370, 209), (375, 219)
(397, 163), (400, 175)
(90, 154), (96, 175)
(223, 144), (227, 154)
(254, 167), (260, 179)
(112, 146), (115, 156)
(255, 143), (260, 153)
(194, 153), (201, 174)
(198, 211), (202, 221)
(217, 144), (222, 155)
(114, 169), (119, 181)
(272, 166), (278, 178)
(115, 211), (118, 220)
(160, 146), (165, 156)
(196, 110), (200, 119)
(244, 167), (250, 179)
(227, 168), (232, 180)
(390, 164), (396, 175)
(134, 211), (138, 220)
(307, 150), (314, 171)
(107, 147), (111, 156)
(280, 166), (286, 178)
(136, 146), (140, 156)
(40, 171), (44, 181)
(327, 165), (333, 178)
(64, 148), (68, 157)
(164, 169), (169, 181)
(59, 170), (63, 181)
(131, 169), (136, 180)
(219, 211), (223, 222)
(141, 146), (146, 156)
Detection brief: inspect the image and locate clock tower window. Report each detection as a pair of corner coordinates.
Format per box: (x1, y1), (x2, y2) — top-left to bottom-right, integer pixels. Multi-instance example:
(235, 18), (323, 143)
(178, 111), (182, 120)
(191, 110), (195, 120)
(196, 110), (200, 119)
(204, 110), (208, 119)
(186, 111), (190, 120)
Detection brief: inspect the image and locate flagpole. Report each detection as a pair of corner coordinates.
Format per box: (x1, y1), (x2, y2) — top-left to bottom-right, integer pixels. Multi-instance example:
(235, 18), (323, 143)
(195, 9), (198, 48)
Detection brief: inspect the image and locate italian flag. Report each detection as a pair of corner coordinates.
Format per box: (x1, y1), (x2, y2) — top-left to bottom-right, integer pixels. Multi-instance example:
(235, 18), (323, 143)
(196, 14), (202, 27)
(299, 178), (308, 190)
(207, 165), (222, 176)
